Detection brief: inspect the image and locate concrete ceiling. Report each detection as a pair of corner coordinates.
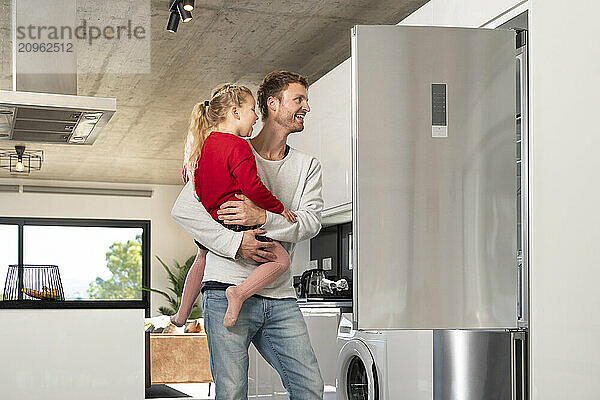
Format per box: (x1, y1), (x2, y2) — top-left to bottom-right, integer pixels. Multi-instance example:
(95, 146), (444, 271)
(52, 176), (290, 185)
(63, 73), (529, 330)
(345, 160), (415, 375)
(0, 0), (427, 184)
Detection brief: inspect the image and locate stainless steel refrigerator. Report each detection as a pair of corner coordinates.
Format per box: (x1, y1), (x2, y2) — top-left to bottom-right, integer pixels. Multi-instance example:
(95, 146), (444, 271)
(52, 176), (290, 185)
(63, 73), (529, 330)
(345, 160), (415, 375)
(351, 25), (528, 399)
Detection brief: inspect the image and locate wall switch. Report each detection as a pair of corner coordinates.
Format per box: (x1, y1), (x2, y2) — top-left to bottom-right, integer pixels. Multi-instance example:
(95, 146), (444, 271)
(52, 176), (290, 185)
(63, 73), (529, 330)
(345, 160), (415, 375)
(309, 260), (318, 269)
(323, 257), (332, 271)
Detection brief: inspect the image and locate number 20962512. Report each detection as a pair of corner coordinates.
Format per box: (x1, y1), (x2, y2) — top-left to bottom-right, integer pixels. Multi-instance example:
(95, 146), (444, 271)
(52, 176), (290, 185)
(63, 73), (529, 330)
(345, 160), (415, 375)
(18, 42), (73, 52)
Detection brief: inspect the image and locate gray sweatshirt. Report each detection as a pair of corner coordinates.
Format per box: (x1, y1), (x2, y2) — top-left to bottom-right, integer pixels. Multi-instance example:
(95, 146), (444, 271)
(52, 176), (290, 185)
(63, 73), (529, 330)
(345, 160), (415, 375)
(171, 142), (324, 299)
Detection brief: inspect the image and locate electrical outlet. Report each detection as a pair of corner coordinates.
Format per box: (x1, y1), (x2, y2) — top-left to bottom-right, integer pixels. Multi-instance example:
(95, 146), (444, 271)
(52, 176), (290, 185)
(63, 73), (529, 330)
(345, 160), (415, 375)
(323, 257), (332, 271)
(309, 260), (318, 269)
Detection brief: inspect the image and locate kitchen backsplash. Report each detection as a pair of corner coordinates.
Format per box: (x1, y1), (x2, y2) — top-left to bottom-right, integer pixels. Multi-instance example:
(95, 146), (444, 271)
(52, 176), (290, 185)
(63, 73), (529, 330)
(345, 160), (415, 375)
(309, 222), (352, 280)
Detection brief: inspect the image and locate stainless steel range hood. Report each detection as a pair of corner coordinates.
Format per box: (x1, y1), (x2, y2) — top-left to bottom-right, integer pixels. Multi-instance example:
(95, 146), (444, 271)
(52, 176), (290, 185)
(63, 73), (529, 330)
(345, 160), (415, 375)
(0, 0), (117, 146)
(0, 90), (116, 145)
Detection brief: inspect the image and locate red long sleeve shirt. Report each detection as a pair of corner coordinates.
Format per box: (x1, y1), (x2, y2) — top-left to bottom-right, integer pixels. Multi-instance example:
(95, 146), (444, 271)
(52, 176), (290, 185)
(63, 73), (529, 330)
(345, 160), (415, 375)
(187, 131), (285, 220)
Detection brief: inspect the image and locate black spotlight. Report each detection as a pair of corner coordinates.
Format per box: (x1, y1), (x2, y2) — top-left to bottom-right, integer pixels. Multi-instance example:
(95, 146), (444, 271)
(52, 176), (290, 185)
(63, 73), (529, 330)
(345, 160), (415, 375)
(166, 10), (179, 33)
(183, 0), (194, 11)
(177, 1), (193, 23)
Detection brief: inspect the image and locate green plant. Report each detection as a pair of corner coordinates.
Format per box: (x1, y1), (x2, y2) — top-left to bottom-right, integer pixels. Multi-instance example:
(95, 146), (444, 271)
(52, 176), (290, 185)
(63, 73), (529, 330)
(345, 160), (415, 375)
(89, 235), (142, 299)
(141, 255), (202, 318)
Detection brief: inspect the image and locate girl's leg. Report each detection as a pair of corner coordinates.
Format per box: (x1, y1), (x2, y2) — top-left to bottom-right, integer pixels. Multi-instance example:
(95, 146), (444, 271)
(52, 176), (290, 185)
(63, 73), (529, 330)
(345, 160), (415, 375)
(224, 241), (290, 327)
(171, 248), (208, 327)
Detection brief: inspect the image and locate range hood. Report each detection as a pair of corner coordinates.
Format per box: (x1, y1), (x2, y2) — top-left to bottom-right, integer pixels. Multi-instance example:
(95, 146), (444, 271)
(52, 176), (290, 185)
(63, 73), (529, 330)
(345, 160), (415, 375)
(1, 1), (117, 146)
(0, 90), (116, 145)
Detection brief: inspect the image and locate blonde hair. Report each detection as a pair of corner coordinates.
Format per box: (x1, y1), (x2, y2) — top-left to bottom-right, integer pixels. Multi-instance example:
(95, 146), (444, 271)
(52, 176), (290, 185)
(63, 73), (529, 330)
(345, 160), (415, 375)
(183, 84), (254, 182)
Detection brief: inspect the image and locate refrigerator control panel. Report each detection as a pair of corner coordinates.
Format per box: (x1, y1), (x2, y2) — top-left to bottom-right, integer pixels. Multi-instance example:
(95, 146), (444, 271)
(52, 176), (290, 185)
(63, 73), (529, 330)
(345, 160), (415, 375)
(432, 83), (448, 138)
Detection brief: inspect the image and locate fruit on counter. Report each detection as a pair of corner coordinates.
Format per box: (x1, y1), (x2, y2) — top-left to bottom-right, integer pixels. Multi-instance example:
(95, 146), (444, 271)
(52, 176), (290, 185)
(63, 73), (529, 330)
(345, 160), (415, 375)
(185, 319), (204, 333)
(21, 288), (50, 299)
(21, 287), (62, 300)
(42, 286), (62, 297)
(144, 317), (204, 333)
(163, 323), (178, 334)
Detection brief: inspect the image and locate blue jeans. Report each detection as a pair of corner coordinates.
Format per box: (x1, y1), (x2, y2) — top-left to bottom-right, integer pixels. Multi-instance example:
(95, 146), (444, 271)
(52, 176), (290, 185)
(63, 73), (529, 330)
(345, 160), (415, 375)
(202, 289), (324, 400)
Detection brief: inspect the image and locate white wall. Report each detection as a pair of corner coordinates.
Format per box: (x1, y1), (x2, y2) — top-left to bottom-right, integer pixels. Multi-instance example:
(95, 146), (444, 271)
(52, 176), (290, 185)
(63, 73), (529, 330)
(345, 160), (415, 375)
(529, 1), (600, 399)
(0, 178), (196, 316)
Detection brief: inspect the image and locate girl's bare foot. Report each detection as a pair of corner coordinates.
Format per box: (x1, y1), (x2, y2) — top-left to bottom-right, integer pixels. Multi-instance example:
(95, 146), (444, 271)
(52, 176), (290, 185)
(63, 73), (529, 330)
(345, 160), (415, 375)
(170, 314), (186, 327)
(223, 286), (244, 327)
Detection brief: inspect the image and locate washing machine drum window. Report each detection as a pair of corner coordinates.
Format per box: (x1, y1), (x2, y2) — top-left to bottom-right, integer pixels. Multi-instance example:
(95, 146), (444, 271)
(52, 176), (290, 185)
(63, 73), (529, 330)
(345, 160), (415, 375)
(337, 339), (379, 400)
(347, 356), (368, 399)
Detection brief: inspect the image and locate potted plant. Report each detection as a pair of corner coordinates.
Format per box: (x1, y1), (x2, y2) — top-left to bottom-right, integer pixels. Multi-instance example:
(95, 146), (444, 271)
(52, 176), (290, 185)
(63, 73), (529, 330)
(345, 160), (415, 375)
(142, 255), (202, 318)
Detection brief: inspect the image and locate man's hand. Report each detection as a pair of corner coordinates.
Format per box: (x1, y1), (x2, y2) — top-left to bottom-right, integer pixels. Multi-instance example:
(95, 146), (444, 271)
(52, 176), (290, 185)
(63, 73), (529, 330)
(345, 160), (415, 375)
(218, 194), (267, 226)
(237, 229), (276, 262)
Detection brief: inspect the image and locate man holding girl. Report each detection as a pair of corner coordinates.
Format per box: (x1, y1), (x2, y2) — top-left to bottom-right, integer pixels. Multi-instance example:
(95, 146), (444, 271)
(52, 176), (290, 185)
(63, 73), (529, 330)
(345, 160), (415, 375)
(171, 70), (325, 400)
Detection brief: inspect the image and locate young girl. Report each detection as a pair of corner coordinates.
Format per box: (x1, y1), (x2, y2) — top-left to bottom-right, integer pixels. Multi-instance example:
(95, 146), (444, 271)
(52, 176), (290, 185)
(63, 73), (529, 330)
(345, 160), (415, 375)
(170, 84), (296, 328)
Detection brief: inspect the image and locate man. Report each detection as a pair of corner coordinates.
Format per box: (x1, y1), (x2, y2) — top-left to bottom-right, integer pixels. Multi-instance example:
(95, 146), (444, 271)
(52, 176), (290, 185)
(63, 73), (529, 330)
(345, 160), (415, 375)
(171, 70), (324, 399)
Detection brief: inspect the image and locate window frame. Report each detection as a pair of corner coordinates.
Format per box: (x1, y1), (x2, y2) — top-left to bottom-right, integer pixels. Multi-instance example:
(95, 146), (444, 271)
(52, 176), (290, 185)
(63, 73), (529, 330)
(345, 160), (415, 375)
(0, 217), (150, 314)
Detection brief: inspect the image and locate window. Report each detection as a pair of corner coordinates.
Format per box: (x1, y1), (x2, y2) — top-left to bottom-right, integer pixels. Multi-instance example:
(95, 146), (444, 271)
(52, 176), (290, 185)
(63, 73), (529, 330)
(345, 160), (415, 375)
(0, 224), (18, 300)
(0, 218), (149, 310)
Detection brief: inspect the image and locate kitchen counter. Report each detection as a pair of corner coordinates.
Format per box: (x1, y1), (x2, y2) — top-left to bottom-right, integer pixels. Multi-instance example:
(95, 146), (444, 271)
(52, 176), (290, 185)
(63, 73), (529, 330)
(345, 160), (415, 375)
(0, 299), (148, 309)
(296, 298), (352, 312)
(1, 308), (144, 400)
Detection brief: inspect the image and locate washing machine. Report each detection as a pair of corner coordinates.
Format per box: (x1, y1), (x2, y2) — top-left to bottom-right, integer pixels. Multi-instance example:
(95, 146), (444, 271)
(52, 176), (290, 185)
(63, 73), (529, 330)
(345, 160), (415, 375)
(336, 313), (433, 400)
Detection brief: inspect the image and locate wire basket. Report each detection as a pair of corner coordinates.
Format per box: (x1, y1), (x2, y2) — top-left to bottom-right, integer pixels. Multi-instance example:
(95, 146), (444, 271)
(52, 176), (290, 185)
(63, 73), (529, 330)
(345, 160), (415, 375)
(3, 264), (65, 301)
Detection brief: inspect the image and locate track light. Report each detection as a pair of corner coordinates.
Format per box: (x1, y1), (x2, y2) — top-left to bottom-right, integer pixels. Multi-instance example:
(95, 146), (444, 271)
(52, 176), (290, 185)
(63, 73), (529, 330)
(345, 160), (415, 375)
(177, 1), (193, 23)
(167, 0), (193, 32)
(183, 0), (194, 11)
(166, 11), (179, 33)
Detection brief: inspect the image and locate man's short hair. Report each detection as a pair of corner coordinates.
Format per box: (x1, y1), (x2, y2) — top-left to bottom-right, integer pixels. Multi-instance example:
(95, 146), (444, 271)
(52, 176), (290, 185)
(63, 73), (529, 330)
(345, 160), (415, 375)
(257, 71), (309, 121)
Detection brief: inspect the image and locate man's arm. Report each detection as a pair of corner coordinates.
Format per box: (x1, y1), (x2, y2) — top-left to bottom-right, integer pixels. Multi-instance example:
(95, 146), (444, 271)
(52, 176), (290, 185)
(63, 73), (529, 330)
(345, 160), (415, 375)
(171, 181), (243, 259)
(262, 158), (323, 243)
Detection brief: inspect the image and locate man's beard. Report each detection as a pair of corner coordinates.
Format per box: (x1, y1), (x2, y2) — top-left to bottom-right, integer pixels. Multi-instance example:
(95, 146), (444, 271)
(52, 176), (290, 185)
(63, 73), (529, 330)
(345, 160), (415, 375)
(277, 111), (305, 133)
(290, 123), (305, 133)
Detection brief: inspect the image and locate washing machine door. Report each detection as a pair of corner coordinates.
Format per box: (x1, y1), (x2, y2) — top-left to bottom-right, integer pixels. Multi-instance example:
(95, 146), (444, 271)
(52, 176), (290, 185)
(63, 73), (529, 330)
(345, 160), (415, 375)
(337, 339), (380, 400)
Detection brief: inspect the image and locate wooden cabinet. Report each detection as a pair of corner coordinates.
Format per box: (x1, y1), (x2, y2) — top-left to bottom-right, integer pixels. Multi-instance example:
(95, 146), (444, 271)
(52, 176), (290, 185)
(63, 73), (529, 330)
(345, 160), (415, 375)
(149, 333), (212, 384)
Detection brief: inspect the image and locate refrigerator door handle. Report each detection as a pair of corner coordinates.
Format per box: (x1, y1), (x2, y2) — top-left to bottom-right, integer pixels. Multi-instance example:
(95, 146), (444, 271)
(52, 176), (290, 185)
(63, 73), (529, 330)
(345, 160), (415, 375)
(511, 332), (516, 400)
(511, 331), (528, 400)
